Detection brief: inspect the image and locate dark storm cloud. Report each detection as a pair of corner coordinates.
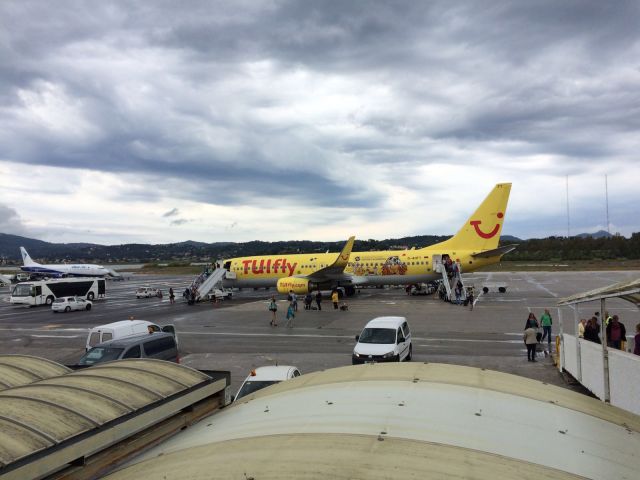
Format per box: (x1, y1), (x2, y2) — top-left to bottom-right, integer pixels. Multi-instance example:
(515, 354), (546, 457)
(1, 0), (639, 235)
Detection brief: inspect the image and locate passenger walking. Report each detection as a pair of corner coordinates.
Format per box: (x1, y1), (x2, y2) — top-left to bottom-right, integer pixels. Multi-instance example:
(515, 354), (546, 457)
(454, 284), (462, 305)
(634, 323), (640, 356)
(315, 290), (322, 311)
(524, 326), (538, 362)
(584, 317), (601, 344)
(606, 315), (626, 350)
(524, 313), (538, 330)
(290, 291), (298, 312)
(578, 318), (587, 338)
(304, 293), (312, 310)
(467, 287), (474, 311)
(169, 287), (175, 304)
(268, 297), (278, 326)
(331, 290), (339, 310)
(540, 309), (553, 350)
(286, 302), (295, 328)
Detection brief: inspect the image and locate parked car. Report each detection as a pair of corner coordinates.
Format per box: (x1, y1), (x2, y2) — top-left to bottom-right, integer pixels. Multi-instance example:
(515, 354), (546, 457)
(52, 296), (92, 313)
(136, 287), (162, 298)
(77, 330), (179, 366)
(85, 319), (165, 351)
(234, 365), (301, 401)
(352, 316), (412, 364)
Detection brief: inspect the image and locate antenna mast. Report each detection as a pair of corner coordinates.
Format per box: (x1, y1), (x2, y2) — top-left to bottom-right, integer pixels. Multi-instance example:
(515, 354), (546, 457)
(605, 174), (610, 235)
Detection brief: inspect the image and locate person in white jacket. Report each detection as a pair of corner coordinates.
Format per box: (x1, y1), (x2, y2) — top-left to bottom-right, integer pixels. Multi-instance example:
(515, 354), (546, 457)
(524, 327), (538, 362)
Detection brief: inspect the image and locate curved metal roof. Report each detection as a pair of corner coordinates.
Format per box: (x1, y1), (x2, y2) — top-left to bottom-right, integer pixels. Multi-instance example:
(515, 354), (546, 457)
(0, 355), (71, 391)
(558, 277), (640, 307)
(0, 359), (210, 470)
(109, 363), (640, 480)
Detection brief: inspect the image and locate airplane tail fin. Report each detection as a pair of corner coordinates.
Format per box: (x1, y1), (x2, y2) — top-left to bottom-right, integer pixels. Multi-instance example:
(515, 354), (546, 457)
(20, 247), (37, 266)
(335, 236), (355, 268)
(439, 183), (512, 252)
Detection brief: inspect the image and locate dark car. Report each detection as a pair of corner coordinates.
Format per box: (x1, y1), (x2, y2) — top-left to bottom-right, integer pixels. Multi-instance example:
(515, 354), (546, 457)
(78, 330), (179, 366)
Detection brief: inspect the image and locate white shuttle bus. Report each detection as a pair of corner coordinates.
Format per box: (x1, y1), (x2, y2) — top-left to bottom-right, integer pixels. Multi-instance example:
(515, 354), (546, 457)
(10, 278), (105, 307)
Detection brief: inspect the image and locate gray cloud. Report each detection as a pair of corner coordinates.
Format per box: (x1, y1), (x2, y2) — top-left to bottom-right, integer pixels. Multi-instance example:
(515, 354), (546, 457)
(0, 204), (27, 235)
(170, 219), (189, 226)
(0, 1), (639, 240)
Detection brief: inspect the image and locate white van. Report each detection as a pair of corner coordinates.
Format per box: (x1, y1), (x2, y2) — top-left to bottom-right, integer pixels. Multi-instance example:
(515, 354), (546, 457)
(352, 316), (412, 364)
(85, 319), (172, 351)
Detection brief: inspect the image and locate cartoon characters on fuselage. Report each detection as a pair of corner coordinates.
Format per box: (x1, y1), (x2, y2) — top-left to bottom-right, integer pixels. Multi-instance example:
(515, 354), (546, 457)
(348, 255), (408, 276)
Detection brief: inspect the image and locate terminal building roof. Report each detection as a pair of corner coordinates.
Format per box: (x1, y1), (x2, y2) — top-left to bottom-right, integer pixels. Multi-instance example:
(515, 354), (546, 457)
(107, 363), (640, 480)
(0, 359), (212, 474)
(0, 355), (71, 391)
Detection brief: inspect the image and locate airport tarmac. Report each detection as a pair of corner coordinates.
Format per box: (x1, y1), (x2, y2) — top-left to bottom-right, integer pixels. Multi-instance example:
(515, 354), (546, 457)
(1, 270), (638, 395)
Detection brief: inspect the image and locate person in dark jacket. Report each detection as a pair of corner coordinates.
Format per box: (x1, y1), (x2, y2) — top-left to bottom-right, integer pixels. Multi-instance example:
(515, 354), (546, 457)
(304, 293), (313, 310)
(606, 315), (626, 350)
(634, 323), (640, 356)
(524, 313), (538, 330)
(584, 317), (601, 344)
(315, 290), (322, 311)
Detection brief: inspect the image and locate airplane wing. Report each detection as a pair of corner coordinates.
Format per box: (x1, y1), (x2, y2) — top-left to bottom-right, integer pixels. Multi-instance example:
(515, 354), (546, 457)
(471, 244), (517, 259)
(305, 236), (355, 282)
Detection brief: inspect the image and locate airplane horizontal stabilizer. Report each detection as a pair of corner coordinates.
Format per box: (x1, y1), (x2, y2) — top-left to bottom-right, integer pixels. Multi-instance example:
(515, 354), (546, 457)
(471, 244), (517, 259)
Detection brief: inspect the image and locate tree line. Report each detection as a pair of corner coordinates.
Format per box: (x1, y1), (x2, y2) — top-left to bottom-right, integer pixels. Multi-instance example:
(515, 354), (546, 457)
(501, 233), (640, 261)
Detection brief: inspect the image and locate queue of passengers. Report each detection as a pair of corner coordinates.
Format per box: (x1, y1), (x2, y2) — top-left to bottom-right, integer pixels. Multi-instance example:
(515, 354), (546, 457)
(576, 312), (640, 355)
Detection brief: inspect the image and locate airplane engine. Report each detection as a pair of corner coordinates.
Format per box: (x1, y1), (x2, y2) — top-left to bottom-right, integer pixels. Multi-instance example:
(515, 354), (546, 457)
(277, 277), (312, 295)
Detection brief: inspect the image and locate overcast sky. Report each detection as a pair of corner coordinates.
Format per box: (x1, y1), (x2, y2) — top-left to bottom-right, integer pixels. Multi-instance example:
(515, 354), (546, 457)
(1, 1), (638, 245)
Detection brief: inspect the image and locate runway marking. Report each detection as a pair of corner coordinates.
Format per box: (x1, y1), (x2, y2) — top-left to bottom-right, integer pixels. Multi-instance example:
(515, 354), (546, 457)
(31, 335), (79, 338)
(525, 274), (558, 298)
(179, 330), (354, 339)
(420, 338), (523, 345)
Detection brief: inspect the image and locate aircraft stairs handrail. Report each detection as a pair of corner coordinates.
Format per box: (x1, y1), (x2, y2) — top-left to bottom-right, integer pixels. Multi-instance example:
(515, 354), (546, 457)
(449, 270), (467, 302)
(195, 269), (226, 301)
(439, 267), (452, 301)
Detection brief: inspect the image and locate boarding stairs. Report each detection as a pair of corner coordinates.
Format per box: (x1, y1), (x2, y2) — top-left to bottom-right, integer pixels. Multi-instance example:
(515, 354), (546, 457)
(192, 268), (226, 301)
(449, 267), (467, 304)
(105, 268), (122, 279)
(435, 261), (466, 303)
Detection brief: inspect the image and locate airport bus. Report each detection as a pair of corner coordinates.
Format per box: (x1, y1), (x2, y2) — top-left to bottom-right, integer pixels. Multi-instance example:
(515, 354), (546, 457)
(10, 278), (106, 307)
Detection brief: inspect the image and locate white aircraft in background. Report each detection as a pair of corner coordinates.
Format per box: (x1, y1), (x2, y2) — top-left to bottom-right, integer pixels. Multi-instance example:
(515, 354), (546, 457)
(0, 274), (12, 286)
(19, 247), (120, 278)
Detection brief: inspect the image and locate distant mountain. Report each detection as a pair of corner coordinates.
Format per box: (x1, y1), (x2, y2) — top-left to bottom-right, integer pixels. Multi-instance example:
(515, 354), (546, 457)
(0, 233), (102, 260)
(576, 230), (613, 239)
(500, 235), (523, 243)
(2, 230), (636, 264)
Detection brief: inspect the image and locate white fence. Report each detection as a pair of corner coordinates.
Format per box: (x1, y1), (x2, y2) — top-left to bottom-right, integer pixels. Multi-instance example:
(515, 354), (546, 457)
(608, 348), (640, 416)
(578, 339), (607, 400)
(560, 333), (640, 416)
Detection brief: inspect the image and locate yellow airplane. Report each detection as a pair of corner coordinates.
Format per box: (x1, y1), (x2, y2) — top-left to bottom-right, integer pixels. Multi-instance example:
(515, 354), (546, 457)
(221, 183), (513, 296)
